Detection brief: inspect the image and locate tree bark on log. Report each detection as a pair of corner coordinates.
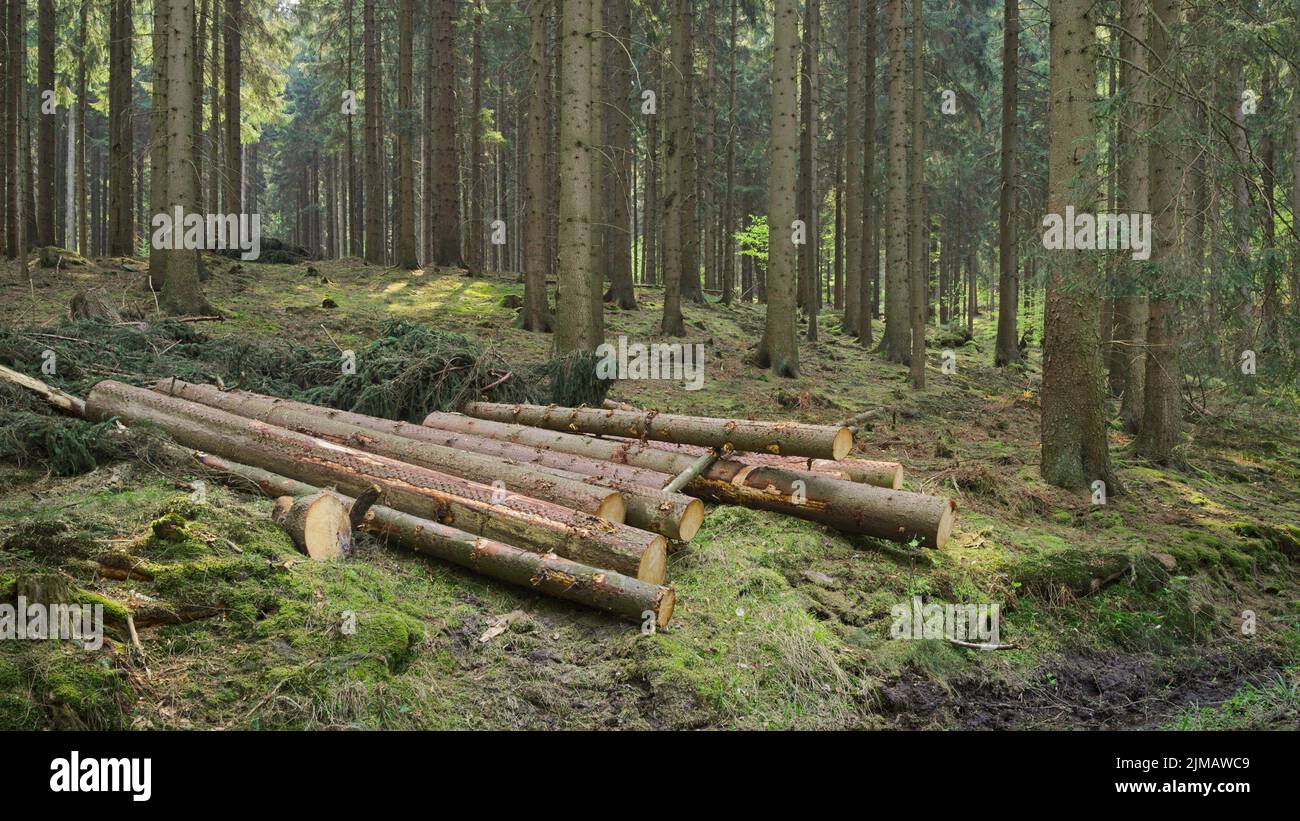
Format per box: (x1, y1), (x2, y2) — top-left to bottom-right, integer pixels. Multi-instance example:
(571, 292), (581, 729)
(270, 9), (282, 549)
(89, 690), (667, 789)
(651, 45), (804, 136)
(152, 379), (626, 523)
(85, 381), (667, 582)
(153, 380), (702, 540)
(459, 402), (853, 460)
(423, 412), (952, 546)
(196, 454), (674, 627)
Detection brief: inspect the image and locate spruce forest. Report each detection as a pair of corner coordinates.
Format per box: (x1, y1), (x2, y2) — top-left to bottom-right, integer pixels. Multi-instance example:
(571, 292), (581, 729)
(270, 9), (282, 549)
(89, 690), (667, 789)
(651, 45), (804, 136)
(0, 0), (1297, 735)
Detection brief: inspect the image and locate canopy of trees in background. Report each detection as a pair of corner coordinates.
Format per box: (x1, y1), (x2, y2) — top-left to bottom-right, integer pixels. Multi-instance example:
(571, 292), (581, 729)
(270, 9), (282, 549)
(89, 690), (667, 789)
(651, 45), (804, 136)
(0, 0), (1297, 490)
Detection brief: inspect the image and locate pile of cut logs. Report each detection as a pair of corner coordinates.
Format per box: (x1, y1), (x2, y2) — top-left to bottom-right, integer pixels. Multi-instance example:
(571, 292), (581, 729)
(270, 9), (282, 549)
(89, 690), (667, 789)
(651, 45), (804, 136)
(10, 370), (955, 628)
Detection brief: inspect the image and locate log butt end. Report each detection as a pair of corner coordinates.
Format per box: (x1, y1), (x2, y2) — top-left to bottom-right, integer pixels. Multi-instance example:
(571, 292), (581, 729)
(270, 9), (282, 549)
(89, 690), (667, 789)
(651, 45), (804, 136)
(933, 500), (957, 550)
(655, 587), (676, 629)
(831, 427), (854, 460)
(597, 491), (628, 524)
(638, 535), (669, 585)
(677, 498), (706, 542)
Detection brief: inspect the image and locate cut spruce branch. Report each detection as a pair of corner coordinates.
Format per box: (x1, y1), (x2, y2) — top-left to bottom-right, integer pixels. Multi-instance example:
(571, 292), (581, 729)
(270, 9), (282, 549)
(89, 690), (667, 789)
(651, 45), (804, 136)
(0, 363), (86, 416)
(151, 380), (701, 540)
(422, 412), (954, 547)
(151, 379), (626, 523)
(195, 454), (674, 627)
(85, 381), (667, 582)
(459, 401), (854, 460)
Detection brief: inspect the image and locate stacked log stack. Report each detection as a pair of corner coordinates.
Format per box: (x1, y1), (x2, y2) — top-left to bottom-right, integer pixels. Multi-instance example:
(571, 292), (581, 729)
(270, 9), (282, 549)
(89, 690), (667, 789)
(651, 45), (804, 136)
(9, 372), (957, 628)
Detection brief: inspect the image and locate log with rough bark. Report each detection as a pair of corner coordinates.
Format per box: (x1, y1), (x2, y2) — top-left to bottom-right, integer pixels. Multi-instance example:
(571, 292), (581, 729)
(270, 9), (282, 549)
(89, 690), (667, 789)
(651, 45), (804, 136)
(460, 402), (854, 460)
(196, 454), (674, 627)
(152, 379), (627, 523)
(151, 380), (703, 540)
(85, 381), (667, 582)
(271, 490), (353, 560)
(422, 412), (953, 547)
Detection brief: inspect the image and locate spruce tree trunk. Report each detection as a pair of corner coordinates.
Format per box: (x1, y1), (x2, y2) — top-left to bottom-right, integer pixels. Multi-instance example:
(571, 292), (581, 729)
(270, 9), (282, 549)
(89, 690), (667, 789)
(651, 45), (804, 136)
(756, 0), (801, 377)
(521, 0), (553, 331)
(73, 0), (89, 254)
(35, 0), (53, 247)
(798, 0), (820, 341)
(426, 0), (462, 267)
(208, 0), (220, 216)
(880, 0), (909, 363)
(555, 0), (602, 353)
(148, 0), (169, 283)
(1135, 0), (1181, 463)
(467, 4), (484, 275)
(393, 0), (418, 268)
(604, 0), (637, 309)
(720, 0), (737, 304)
(659, 0), (689, 336)
(993, 0), (1021, 367)
(1039, 0), (1116, 490)
(907, 0), (925, 388)
(1, 0), (9, 259)
(676, 0), (701, 305)
(362, 0), (383, 264)
(1111, 0), (1147, 431)
(108, 0), (134, 257)
(842, 0), (862, 338)
(223, 0), (241, 217)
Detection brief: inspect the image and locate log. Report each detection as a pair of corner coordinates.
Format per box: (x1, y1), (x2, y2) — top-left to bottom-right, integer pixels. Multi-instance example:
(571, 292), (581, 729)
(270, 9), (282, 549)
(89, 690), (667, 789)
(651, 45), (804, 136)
(459, 401), (853, 460)
(151, 380), (627, 524)
(271, 490), (352, 560)
(422, 412), (953, 547)
(0, 364), (86, 417)
(606, 438), (905, 490)
(196, 454), (674, 627)
(153, 380), (702, 540)
(85, 381), (667, 582)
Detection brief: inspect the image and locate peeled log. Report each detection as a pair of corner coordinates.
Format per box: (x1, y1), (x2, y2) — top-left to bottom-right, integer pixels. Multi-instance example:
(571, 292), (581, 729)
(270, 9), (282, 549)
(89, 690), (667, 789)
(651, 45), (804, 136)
(422, 412), (953, 547)
(198, 454), (674, 627)
(152, 380), (701, 541)
(272, 491), (352, 560)
(460, 402), (853, 460)
(152, 379), (626, 524)
(85, 381), (667, 582)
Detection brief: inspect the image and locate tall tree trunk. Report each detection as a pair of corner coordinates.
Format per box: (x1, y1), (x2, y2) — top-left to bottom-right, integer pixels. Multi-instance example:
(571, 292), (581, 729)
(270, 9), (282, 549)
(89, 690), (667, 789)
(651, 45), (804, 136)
(194, 0), (207, 214)
(993, 0), (1021, 366)
(1039, 0), (1115, 490)
(1135, 0), (1181, 462)
(108, 0), (134, 256)
(907, 0), (925, 387)
(843, 0), (862, 338)
(35, 0), (53, 247)
(208, 0), (220, 215)
(879, 0), (909, 362)
(148, 0), (168, 284)
(555, 0), (601, 352)
(521, 0), (553, 331)
(720, 0), (737, 305)
(464, 3), (484, 274)
(161, 0), (211, 314)
(223, 0), (241, 217)
(1111, 0), (1148, 431)
(73, 0), (90, 254)
(393, 0), (418, 268)
(427, 0), (462, 267)
(677, 2), (701, 305)
(0, 0), (9, 260)
(858, 2), (879, 345)
(756, 0), (800, 377)
(659, 0), (690, 336)
(799, 0), (820, 341)
(603, 0), (636, 309)
(361, 0), (382, 264)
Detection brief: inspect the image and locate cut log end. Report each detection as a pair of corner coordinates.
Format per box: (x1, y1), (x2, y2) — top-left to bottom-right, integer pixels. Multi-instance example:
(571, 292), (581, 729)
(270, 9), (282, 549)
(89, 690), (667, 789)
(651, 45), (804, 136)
(638, 535), (669, 585)
(830, 427), (854, 460)
(597, 492), (627, 524)
(934, 500), (957, 550)
(272, 491), (351, 560)
(655, 587), (676, 629)
(677, 498), (706, 542)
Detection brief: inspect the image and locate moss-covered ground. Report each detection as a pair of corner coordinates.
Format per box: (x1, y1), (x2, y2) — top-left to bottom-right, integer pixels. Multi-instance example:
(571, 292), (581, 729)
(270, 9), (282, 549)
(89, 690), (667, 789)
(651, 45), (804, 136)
(0, 253), (1296, 729)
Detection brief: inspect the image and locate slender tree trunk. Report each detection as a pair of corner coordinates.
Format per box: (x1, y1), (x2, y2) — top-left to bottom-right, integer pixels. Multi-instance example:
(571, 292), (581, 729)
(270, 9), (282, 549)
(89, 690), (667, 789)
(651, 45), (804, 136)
(1040, 0), (1115, 490)
(856, 0), (876, 346)
(756, 0), (800, 377)
(73, 0), (89, 255)
(361, 0), (382, 264)
(907, 0), (925, 387)
(223, 0), (241, 217)
(603, 0), (636, 309)
(843, 0), (862, 338)
(799, 0), (820, 341)
(720, 0), (738, 305)
(35, 0), (53, 247)
(208, 0), (220, 216)
(659, 0), (690, 336)
(555, 0), (601, 353)
(677, 1), (701, 305)
(994, 0), (1021, 366)
(1134, 0), (1181, 462)
(880, 0), (909, 362)
(428, 0), (462, 267)
(392, 0), (418, 268)
(521, 0), (553, 331)
(108, 0), (134, 256)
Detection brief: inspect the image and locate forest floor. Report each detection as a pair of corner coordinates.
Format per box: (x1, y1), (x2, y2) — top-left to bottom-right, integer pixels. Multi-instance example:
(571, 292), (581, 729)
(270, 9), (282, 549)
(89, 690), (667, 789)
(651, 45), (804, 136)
(1, 251), (1298, 730)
